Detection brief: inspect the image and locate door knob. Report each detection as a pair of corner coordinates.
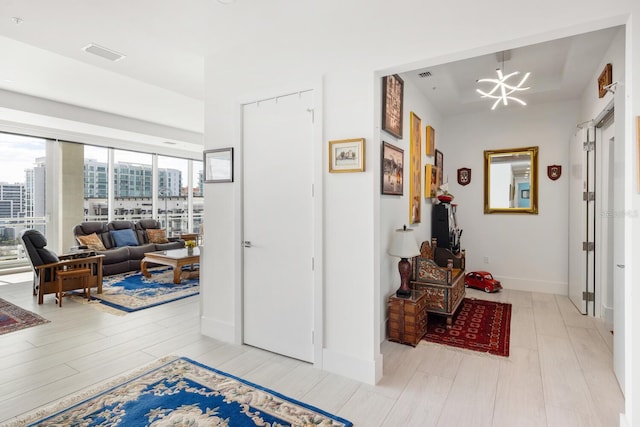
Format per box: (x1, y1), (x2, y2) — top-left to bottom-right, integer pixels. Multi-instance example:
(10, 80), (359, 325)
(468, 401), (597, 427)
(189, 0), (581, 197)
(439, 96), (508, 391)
(616, 264), (625, 269)
(243, 241), (252, 248)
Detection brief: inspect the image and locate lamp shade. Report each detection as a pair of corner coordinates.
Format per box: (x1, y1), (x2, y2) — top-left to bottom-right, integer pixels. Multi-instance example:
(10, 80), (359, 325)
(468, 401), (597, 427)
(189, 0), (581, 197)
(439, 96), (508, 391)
(388, 227), (420, 258)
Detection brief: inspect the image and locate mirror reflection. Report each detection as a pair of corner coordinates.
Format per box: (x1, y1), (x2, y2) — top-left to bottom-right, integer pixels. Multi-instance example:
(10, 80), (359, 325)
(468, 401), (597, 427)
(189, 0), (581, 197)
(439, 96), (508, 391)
(484, 146), (538, 214)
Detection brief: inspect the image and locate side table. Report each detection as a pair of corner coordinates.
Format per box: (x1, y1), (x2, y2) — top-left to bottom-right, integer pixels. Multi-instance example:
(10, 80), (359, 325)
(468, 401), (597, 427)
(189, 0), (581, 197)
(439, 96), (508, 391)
(387, 289), (429, 346)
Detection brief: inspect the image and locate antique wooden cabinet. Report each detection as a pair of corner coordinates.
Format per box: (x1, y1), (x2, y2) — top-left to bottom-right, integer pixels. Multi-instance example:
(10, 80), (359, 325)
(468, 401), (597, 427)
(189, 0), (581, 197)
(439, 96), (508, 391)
(387, 290), (429, 346)
(411, 256), (465, 327)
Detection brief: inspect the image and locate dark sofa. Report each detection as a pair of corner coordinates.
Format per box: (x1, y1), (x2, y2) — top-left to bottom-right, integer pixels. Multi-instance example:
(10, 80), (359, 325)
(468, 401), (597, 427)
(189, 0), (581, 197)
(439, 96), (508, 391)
(73, 219), (184, 276)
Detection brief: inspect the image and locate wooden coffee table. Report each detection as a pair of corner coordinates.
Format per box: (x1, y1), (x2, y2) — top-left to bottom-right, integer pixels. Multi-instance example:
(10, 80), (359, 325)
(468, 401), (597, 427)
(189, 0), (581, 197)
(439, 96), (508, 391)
(141, 247), (200, 284)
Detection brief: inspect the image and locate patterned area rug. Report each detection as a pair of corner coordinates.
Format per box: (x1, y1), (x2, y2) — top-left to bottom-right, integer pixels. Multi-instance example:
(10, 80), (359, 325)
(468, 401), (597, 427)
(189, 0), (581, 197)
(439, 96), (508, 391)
(0, 298), (49, 335)
(7, 356), (353, 427)
(90, 267), (199, 313)
(423, 298), (512, 357)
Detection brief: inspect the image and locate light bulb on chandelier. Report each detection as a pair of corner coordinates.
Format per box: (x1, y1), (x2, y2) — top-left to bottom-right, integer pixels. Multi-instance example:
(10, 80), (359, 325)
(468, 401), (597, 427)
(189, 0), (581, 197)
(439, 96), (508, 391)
(477, 52), (531, 110)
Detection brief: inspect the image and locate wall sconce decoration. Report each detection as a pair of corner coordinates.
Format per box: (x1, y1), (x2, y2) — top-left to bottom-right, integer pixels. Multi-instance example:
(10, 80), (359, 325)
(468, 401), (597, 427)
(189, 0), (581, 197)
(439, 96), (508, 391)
(547, 165), (562, 181)
(457, 168), (471, 186)
(598, 63), (612, 98)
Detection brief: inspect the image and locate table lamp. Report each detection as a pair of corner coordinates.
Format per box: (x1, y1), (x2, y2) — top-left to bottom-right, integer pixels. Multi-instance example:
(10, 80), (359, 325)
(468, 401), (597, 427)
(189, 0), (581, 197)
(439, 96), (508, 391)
(388, 225), (420, 298)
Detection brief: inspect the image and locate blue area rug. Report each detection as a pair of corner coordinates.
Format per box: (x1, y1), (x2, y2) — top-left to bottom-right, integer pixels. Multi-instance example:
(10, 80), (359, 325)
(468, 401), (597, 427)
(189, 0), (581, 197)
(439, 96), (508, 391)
(9, 356), (353, 426)
(90, 267), (199, 313)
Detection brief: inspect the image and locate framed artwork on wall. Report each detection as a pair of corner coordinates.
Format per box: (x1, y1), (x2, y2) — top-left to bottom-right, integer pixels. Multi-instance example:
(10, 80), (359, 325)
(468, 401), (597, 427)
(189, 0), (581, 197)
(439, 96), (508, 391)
(409, 112), (422, 224)
(425, 164), (439, 198)
(435, 149), (443, 187)
(597, 63), (612, 98)
(204, 148), (234, 183)
(381, 142), (404, 195)
(425, 125), (435, 156)
(382, 74), (404, 139)
(328, 138), (365, 172)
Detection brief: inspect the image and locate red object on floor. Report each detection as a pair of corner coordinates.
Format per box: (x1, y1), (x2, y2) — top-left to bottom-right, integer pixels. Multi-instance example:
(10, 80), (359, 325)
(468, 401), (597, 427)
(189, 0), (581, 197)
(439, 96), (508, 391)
(422, 298), (512, 357)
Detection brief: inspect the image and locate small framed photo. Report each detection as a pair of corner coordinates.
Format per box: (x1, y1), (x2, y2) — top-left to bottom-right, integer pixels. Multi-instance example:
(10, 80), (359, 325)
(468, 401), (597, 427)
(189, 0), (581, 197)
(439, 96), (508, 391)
(435, 149), (443, 187)
(382, 75), (404, 139)
(521, 189), (530, 199)
(329, 138), (365, 173)
(426, 125), (435, 156)
(204, 148), (234, 183)
(381, 142), (403, 195)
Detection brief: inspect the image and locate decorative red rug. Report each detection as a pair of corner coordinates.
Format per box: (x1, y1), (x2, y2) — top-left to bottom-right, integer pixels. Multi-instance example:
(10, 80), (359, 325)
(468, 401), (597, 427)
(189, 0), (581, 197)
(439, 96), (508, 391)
(0, 298), (49, 335)
(422, 298), (512, 357)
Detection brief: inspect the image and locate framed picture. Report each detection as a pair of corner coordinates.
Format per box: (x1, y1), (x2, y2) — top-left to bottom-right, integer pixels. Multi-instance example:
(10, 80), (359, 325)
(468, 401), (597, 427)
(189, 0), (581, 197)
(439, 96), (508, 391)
(598, 63), (612, 98)
(382, 74), (404, 139)
(435, 149), (443, 187)
(204, 148), (234, 183)
(381, 142), (404, 195)
(409, 112), (422, 224)
(425, 125), (435, 156)
(521, 189), (530, 199)
(329, 138), (365, 173)
(425, 164), (439, 198)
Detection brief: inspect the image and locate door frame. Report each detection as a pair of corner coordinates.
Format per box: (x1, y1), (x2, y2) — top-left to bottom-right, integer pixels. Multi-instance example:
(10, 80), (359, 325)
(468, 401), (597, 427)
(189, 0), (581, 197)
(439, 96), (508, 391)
(594, 105), (615, 326)
(235, 79), (325, 367)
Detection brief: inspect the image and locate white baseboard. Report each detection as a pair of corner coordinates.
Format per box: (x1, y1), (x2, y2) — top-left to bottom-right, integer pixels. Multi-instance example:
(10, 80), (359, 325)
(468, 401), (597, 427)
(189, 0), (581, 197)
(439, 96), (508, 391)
(494, 275), (567, 295)
(322, 348), (383, 385)
(200, 315), (237, 344)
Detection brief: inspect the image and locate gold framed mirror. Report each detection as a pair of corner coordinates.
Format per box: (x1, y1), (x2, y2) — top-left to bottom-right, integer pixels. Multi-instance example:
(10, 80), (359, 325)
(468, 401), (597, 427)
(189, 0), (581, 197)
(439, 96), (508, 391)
(484, 146), (538, 214)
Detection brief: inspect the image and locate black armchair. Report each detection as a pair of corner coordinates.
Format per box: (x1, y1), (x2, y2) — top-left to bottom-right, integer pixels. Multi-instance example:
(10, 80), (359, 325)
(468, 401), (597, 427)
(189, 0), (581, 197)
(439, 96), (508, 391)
(20, 230), (104, 305)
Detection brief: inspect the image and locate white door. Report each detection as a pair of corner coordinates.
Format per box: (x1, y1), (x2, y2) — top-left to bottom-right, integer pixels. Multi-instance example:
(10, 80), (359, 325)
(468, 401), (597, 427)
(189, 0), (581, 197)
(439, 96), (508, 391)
(568, 128), (595, 314)
(242, 91), (315, 362)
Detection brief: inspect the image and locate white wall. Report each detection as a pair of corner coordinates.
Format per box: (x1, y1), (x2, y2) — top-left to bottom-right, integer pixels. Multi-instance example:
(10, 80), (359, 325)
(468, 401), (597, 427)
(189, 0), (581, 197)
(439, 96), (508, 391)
(202, 3), (640, 419)
(443, 101), (578, 294)
(379, 76), (443, 342)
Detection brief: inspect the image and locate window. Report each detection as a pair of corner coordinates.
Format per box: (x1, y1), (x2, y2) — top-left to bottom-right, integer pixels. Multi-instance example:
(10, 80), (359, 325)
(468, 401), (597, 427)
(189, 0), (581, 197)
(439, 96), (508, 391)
(0, 132), (47, 266)
(158, 155), (187, 235)
(84, 145), (109, 220)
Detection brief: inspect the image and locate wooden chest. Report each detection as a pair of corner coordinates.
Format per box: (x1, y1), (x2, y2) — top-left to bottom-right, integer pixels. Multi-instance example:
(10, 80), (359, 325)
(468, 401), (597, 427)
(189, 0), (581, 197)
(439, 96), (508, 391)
(387, 290), (428, 346)
(410, 266), (465, 327)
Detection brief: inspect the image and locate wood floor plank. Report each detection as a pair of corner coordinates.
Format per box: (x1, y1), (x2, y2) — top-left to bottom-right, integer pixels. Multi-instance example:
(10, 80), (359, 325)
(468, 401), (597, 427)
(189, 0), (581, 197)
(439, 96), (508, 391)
(492, 347), (546, 427)
(435, 354), (500, 427)
(381, 372), (452, 427)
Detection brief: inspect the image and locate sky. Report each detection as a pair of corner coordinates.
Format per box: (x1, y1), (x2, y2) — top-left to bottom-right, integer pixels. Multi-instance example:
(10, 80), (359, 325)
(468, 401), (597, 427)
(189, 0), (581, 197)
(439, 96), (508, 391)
(0, 133), (45, 183)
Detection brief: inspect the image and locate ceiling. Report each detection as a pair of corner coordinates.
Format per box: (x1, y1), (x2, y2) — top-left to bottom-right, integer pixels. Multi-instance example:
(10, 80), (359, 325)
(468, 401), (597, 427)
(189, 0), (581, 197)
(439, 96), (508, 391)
(403, 26), (621, 116)
(0, 3), (622, 143)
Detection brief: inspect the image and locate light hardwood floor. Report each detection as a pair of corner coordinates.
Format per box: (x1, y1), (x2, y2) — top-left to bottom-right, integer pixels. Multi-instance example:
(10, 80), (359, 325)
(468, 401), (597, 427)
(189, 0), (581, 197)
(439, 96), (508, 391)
(0, 272), (624, 426)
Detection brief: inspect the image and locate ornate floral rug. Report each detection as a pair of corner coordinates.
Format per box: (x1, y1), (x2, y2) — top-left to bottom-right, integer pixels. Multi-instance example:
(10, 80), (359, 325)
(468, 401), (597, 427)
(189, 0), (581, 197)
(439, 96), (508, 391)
(0, 298), (49, 335)
(422, 298), (512, 357)
(89, 267), (199, 313)
(7, 356), (353, 426)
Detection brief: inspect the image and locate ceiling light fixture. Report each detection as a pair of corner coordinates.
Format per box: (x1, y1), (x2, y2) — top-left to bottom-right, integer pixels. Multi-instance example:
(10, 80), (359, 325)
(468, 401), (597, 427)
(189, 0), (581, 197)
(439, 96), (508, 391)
(217, 0), (236, 4)
(11, 17), (24, 25)
(476, 51), (530, 110)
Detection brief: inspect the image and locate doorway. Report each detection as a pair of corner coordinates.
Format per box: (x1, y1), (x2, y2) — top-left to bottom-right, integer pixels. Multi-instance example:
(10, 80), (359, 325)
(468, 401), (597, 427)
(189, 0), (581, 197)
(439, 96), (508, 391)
(242, 91), (315, 363)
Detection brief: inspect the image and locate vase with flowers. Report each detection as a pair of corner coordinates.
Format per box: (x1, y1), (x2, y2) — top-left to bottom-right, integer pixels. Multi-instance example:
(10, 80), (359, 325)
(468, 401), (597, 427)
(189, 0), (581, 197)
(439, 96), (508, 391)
(185, 240), (196, 255)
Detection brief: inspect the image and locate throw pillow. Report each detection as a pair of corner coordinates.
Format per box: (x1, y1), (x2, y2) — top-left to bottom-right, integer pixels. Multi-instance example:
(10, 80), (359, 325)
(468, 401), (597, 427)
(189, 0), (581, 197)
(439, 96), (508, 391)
(110, 228), (139, 247)
(76, 232), (107, 251)
(147, 228), (169, 244)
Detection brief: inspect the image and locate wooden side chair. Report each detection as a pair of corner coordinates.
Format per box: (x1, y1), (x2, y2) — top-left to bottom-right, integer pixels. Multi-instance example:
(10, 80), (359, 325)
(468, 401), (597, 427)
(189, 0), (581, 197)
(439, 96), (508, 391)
(20, 230), (104, 306)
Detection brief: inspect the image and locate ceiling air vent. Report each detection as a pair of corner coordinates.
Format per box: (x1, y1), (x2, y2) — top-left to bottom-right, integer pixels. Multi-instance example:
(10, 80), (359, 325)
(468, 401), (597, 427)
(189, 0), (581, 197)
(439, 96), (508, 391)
(418, 71), (432, 78)
(82, 43), (126, 62)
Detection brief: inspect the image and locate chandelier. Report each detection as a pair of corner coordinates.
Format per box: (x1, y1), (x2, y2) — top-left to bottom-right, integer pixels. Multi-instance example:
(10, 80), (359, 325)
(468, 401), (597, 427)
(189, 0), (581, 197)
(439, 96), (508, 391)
(477, 52), (530, 110)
